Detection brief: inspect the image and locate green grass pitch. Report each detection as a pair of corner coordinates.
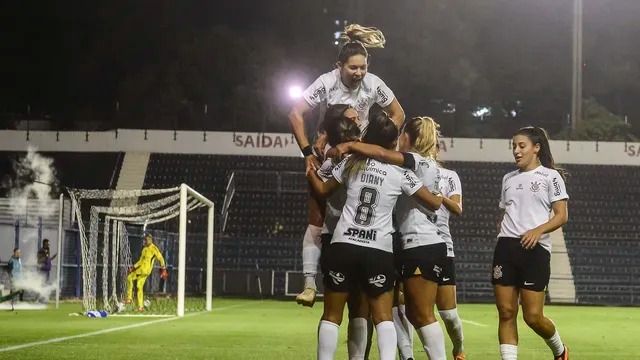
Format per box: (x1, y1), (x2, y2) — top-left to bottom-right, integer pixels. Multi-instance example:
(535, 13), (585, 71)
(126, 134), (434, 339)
(1, 299), (638, 359)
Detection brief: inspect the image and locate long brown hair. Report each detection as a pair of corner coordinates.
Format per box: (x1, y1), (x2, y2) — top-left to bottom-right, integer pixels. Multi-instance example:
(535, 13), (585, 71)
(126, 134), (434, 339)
(514, 126), (567, 180)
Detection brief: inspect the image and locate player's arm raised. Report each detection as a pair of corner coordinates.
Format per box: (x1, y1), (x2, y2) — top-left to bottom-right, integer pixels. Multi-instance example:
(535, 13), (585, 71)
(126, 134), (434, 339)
(306, 168), (341, 199)
(336, 141), (405, 166)
(383, 98), (405, 128)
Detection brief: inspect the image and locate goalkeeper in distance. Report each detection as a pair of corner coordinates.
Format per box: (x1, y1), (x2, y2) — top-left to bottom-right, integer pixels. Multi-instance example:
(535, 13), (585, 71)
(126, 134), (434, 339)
(124, 234), (168, 312)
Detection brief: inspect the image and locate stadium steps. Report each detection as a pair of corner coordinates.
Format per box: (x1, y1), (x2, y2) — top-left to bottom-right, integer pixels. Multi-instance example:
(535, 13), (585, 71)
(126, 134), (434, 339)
(111, 152), (150, 206)
(549, 227), (576, 303)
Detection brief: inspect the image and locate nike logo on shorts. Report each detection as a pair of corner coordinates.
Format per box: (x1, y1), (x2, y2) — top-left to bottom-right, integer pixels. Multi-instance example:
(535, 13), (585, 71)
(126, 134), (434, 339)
(442, 277), (450, 282)
(524, 281), (535, 286)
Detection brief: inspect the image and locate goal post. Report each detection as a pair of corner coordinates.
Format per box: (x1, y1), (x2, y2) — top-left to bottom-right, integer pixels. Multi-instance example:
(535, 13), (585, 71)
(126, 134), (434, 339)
(178, 183), (214, 316)
(65, 183), (214, 317)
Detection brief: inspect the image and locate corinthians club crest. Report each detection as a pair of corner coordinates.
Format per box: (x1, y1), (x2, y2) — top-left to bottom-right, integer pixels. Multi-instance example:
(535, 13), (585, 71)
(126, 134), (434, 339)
(493, 265), (503, 279)
(530, 181), (541, 193)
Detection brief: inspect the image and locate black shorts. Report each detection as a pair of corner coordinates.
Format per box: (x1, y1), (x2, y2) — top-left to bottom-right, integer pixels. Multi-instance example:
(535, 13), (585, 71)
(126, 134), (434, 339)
(438, 257), (456, 286)
(323, 242), (395, 297)
(400, 243), (448, 283)
(320, 233), (332, 273)
(392, 232), (403, 278)
(491, 237), (550, 292)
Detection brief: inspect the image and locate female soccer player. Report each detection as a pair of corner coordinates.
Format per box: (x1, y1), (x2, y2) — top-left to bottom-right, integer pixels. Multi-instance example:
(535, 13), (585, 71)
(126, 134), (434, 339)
(336, 116), (449, 360)
(307, 112), (442, 360)
(493, 126), (569, 360)
(434, 143), (466, 360)
(316, 109), (373, 359)
(292, 24), (405, 307)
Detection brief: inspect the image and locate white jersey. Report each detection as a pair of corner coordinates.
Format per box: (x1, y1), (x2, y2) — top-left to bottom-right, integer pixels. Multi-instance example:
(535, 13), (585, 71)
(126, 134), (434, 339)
(395, 153), (444, 250)
(498, 165), (569, 253)
(436, 168), (462, 257)
(332, 157), (422, 253)
(302, 69), (395, 130)
(318, 157), (347, 235)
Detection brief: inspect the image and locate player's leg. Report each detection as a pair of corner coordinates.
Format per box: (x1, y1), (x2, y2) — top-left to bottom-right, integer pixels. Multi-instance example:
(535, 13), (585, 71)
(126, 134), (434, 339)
(392, 233), (414, 360)
(125, 272), (137, 303)
(297, 189), (325, 307)
(492, 237), (522, 360)
(520, 246), (568, 359)
(436, 257), (465, 359)
(347, 287), (370, 360)
(135, 273), (149, 311)
(318, 243), (352, 360)
(363, 248), (398, 360)
(393, 282), (414, 360)
(401, 245), (447, 360)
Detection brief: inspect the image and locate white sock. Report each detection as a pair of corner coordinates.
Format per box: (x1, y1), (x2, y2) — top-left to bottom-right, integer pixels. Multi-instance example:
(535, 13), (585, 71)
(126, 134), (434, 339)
(375, 321), (398, 360)
(544, 330), (565, 357)
(318, 320), (340, 360)
(347, 317), (368, 360)
(393, 306), (414, 359)
(416, 322), (446, 360)
(439, 308), (464, 355)
(302, 225), (322, 288)
(499, 344), (518, 360)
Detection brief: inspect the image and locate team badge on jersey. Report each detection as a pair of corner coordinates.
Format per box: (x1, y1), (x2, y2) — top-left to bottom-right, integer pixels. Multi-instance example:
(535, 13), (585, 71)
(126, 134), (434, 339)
(493, 265), (503, 279)
(530, 181), (541, 192)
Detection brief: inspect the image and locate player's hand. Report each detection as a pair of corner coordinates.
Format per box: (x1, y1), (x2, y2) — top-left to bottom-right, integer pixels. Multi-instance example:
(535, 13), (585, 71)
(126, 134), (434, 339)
(520, 228), (544, 250)
(160, 268), (168, 280)
(313, 133), (328, 161)
(128, 266), (136, 274)
(335, 142), (354, 161)
(305, 155), (320, 174)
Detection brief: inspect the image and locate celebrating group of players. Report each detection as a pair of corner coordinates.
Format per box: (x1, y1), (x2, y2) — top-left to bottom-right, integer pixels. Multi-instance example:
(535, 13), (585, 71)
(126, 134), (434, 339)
(288, 25), (570, 360)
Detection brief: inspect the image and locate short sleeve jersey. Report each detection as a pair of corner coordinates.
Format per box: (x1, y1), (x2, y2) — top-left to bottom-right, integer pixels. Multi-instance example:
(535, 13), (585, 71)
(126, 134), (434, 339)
(318, 157), (348, 235)
(302, 69), (395, 130)
(436, 168), (462, 257)
(498, 166), (569, 252)
(331, 157), (422, 253)
(395, 152), (444, 250)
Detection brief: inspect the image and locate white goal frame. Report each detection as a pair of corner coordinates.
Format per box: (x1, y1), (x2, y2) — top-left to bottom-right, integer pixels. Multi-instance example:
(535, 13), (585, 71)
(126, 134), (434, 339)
(64, 183), (214, 317)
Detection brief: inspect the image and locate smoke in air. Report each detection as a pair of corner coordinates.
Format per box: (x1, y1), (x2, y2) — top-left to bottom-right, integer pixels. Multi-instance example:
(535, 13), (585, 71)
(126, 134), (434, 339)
(4, 146), (59, 301)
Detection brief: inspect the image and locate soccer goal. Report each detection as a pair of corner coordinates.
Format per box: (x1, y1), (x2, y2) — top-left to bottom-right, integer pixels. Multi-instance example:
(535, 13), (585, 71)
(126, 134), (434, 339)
(66, 184), (214, 317)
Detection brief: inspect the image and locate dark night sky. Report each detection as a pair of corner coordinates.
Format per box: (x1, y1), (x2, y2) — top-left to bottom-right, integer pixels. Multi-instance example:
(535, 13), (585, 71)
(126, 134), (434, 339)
(2, 0), (640, 134)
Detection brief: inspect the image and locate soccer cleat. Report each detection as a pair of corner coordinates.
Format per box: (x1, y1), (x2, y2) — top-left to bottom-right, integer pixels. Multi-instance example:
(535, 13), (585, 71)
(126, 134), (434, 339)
(123, 298), (132, 304)
(554, 346), (568, 360)
(136, 307), (144, 312)
(295, 286), (317, 307)
(454, 352), (466, 360)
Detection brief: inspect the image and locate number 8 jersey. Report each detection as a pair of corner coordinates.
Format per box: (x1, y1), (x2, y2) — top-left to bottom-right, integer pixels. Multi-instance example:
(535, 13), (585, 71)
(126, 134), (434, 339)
(331, 157), (424, 253)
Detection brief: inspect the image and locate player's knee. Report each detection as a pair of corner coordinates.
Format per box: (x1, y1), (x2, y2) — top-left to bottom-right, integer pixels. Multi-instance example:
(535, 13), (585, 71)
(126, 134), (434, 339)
(497, 305), (518, 322)
(407, 307), (436, 328)
(523, 309), (544, 329)
(322, 311), (344, 325)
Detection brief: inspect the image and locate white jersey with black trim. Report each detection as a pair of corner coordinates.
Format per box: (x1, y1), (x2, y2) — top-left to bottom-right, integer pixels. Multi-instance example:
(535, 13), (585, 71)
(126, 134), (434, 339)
(331, 157), (422, 253)
(302, 69), (395, 130)
(436, 167), (462, 257)
(498, 165), (569, 253)
(395, 152), (444, 250)
(318, 157), (347, 235)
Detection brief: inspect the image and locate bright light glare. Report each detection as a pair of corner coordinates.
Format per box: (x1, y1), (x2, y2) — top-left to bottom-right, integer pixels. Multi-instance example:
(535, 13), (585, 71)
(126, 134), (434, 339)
(288, 86), (302, 99)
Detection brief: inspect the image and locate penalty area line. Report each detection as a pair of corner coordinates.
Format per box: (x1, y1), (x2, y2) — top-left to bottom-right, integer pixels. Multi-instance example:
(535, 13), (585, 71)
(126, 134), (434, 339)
(0, 303), (250, 353)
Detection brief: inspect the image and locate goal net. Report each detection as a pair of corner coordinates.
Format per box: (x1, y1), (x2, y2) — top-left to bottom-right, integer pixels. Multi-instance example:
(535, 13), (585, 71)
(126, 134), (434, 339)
(67, 184), (214, 316)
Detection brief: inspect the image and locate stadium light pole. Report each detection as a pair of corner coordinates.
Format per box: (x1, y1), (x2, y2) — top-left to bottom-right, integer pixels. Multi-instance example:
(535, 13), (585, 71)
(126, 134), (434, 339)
(571, 0), (583, 131)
